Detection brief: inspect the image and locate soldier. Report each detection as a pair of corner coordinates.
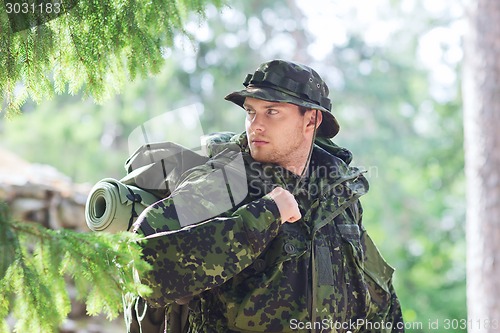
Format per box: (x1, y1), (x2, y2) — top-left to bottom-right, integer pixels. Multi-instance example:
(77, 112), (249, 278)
(131, 60), (404, 332)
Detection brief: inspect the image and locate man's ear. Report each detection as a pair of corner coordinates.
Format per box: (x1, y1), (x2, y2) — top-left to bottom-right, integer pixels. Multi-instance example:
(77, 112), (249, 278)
(306, 109), (323, 132)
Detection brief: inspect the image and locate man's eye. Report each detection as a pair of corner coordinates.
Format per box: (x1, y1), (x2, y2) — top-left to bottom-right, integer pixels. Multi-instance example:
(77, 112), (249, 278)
(245, 109), (255, 114)
(267, 109), (278, 115)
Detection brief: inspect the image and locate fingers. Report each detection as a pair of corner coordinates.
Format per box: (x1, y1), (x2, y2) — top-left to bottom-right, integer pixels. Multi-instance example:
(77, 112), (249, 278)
(286, 212), (301, 223)
(267, 187), (301, 223)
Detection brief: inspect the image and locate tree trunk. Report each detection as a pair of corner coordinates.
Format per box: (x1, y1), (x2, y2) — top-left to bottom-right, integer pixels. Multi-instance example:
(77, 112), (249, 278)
(463, 0), (500, 331)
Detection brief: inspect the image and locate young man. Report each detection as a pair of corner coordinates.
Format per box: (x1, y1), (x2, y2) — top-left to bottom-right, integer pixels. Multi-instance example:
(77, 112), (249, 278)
(131, 60), (404, 332)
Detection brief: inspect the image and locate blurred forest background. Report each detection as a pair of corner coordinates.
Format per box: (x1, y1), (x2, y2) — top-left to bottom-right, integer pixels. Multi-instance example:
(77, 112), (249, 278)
(1, 0), (466, 331)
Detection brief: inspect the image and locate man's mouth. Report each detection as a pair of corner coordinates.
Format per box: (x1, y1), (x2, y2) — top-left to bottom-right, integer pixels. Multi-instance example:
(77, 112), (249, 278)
(251, 139), (269, 146)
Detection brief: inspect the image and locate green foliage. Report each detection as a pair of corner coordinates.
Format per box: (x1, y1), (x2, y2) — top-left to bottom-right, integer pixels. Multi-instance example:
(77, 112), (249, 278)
(0, 0), (225, 116)
(330, 27), (465, 332)
(0, 202), (151, 333)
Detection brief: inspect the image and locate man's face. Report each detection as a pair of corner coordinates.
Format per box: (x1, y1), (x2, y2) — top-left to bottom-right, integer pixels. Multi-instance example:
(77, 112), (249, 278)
(243, 97), (309, 167)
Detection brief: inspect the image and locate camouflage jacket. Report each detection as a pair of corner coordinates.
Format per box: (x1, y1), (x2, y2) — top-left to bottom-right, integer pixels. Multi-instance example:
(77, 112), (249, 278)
(133, 132), (404, 333)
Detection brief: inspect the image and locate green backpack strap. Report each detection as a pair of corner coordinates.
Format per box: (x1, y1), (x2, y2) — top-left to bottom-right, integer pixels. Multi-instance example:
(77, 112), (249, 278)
(168, 303), (190, 333)
(127, 298), (191, 333)
(125, 133), (238, 333)
(127, 297), (165, 333)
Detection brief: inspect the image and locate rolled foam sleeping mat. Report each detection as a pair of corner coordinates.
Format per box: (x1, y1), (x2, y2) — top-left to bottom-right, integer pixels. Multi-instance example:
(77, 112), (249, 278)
(85, 178), (159, 233)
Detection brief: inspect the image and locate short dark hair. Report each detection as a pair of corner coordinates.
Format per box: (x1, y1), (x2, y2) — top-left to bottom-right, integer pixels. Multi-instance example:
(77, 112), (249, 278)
(298, 105), (310, 115)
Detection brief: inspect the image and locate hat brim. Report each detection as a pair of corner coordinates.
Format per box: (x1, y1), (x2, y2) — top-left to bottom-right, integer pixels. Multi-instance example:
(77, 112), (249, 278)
(225, 86), (340, 138)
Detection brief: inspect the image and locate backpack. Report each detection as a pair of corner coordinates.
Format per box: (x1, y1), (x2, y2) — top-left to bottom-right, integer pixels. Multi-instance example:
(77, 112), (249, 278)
(125, 132), (238, 333)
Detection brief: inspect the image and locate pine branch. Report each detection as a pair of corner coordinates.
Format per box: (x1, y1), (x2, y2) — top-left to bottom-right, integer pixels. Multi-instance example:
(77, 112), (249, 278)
(0, 0), (227, 116)
(0, 202), (151, 333)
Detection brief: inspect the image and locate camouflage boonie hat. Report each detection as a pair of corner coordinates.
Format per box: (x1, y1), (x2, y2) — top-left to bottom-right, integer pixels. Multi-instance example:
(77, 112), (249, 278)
(225, 59), (340, 138)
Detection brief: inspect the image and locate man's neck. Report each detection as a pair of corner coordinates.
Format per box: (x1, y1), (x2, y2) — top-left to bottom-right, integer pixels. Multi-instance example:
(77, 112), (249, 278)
(279, 149), (311, 176)
(281, 137), (315, 175)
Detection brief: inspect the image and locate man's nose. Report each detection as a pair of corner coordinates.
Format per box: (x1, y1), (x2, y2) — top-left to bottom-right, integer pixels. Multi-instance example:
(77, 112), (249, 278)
(248, 113), (265, 132)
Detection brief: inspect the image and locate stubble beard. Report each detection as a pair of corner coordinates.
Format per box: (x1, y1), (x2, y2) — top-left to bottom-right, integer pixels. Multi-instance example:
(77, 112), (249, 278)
(249, 126), (308, 172)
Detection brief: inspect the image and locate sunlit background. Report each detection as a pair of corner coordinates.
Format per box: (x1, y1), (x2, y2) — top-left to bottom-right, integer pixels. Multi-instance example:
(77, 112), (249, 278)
(0, 0), (466, 331)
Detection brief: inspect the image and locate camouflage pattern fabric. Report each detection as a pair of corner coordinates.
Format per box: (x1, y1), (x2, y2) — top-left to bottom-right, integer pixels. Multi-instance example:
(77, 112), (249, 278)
(133, 132), (404, 333)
